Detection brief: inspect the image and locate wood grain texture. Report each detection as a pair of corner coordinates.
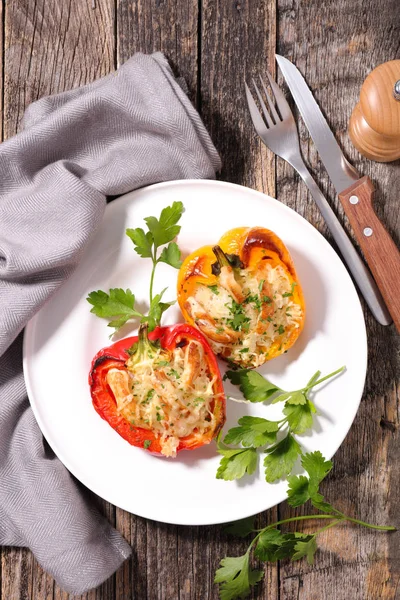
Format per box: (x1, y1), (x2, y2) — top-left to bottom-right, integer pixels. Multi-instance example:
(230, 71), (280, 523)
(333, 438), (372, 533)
(199, 1), (278, 598)
(276, 0), (400, 598)
(1, 0), (400, 599)
(117, 0), (199, 102)
(201, 0), (276, 196)
(1, 1), (116, 599)
(3, 0), (115, 139)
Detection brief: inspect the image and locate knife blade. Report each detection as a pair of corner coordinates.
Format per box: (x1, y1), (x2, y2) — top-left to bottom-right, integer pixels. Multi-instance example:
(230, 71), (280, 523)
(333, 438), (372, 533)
(275, 55), (360, 194)
(276, 54), (400, 332)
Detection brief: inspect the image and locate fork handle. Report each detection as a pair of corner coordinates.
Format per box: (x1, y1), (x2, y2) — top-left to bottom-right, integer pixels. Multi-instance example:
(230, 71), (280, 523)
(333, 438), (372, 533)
(292, 158), (391, 326)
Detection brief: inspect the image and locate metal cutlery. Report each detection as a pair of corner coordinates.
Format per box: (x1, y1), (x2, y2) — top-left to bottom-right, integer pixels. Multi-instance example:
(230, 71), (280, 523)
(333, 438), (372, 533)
(275, 54), (400, 332)
(245, 72), (392, 327)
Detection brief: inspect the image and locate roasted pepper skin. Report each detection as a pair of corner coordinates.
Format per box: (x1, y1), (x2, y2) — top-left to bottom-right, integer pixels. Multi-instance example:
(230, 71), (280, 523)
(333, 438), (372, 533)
(88, 324), (226, 455)
(177, 227), (305, 365)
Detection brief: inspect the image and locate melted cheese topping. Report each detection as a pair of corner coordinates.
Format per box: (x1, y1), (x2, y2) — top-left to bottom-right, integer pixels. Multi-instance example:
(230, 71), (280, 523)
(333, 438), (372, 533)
(186, 263), (303, 367)
(106, 340), (218, 457)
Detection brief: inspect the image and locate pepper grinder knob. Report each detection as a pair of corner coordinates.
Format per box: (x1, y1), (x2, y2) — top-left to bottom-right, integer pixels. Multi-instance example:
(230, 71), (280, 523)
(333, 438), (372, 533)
(349, 59), (400, 162)
(394, 80), (400, 101)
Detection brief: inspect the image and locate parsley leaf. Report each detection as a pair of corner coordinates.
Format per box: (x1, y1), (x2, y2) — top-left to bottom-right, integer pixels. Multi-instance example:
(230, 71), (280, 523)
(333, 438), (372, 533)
(225, 370), (281, 403)
(302, 451), (333, 491)
(89, 203), (184, 335)
(287, 452), (333, 509)
(224, 516), (256, 538)
(292, 536), (318, 564)
(223, 416), (279, 448)
(254, 528), (286, 561)
(264, 433), (301, 483)
(214, 552), (263, 600)
(283, 399), (316, 434)
(126, 227), (153, 258)
(144, 201), (184, 247)
(87, 288), (144, 331)
(254, 529), (312, 562)
(158, 241), (182, 269)
(286, 475), (311, 507)
(216, 444), (258, 481)
(310, 493), (334, 513)
(146, 288), (175, 331)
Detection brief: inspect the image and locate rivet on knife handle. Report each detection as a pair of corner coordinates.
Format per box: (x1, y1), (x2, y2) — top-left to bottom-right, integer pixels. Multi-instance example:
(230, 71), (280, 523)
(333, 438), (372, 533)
(339, 175), (400, 331)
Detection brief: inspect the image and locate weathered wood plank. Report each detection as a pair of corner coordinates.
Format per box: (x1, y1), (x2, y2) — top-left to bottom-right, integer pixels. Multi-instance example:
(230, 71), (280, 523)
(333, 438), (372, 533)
(1, 1), (115, 599)
(117, 0), (199, 102)
(2, 0), (399, 599)
(276, 0), (400, 598)
(201, 0), (276, 196)
(3, 0), (115, 139)
(115, 1), (200, 598)
(200, 1), (278, 598)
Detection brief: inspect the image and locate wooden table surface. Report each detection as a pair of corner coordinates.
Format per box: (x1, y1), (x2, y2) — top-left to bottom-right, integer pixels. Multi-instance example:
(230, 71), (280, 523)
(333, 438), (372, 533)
(1, 1), (399, 599)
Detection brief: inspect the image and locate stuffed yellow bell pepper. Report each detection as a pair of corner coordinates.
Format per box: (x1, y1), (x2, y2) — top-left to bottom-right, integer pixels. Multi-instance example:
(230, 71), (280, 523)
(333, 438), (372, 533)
(177, 227), (305, 368)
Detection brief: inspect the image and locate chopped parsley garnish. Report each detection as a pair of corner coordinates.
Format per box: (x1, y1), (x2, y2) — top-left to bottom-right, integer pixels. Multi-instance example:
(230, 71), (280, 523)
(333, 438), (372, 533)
(143, 440), (152, 449)
(263, 296), (272, 304)
(258, 279), (265, 291)
(208, 284), (220, 295)
(155, 360), (169, 367)
(225, 300), (251, 332)
(239, 347), (250, 353)
(277, 325), (285, 335)
(168, 369), (180, 379)
(244, 294), (261, 310)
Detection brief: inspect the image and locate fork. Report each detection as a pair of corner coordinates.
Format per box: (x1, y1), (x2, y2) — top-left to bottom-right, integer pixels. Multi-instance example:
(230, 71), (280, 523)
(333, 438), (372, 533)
(245, 72), (389, 324)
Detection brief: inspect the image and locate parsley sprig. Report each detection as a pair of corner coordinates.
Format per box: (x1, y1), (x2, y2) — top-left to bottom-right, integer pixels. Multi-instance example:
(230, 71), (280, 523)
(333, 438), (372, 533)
(215, 451), (395, 600)
(87, 202), (184, 333)
(217, 367), (344, 482)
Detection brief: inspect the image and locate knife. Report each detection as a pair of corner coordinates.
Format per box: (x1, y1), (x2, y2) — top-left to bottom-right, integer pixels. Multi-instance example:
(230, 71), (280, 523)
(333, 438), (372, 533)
(276, 54), (400, 332)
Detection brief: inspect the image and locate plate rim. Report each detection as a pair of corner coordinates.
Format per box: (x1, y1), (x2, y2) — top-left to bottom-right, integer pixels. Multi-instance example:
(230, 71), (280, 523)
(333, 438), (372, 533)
(23, 178), (367, 526)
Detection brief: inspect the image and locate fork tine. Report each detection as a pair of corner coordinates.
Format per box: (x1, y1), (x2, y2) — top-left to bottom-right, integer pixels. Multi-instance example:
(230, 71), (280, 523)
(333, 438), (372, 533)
(259, 75), (280, 123)
(265, 70), (292, 120)
(244, 82), (269, 135)
(252, 78), (274, 128)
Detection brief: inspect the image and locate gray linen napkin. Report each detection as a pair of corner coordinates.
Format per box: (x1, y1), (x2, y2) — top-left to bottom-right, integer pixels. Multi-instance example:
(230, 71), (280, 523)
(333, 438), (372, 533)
(0, 52), (221, 594)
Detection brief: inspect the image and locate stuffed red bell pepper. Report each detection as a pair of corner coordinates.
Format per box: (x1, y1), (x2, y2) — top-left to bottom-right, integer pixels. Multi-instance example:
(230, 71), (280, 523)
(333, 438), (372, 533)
(89, 323), (226, 458)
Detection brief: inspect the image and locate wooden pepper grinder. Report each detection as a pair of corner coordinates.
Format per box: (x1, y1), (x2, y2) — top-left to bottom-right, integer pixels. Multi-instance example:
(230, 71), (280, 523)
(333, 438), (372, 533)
(349, 59), (400, 162)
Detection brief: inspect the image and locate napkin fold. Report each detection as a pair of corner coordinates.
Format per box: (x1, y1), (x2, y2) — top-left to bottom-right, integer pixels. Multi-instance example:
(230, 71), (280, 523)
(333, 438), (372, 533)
(0, 52), (221, 594)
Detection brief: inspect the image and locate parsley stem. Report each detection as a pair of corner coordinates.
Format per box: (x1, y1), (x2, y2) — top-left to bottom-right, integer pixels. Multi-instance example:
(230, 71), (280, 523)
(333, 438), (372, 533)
(254, 514), (336, 532)
(306, 370), (321, 388)
(333, 511), (397, 531)
(149, 252), (157, 304)
(313, 518), (344, 535)
(254, 512), (396, 534)
(304, 366), (345, 391)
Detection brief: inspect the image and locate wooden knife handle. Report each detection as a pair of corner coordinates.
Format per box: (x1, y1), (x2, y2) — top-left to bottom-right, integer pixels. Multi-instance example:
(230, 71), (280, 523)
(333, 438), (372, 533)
(339, 175), (400, 331)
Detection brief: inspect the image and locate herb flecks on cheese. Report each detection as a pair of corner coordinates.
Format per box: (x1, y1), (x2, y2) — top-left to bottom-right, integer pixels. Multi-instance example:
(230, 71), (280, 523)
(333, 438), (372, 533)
(106, 340), (218, 457)
(185, 262), (303, 368)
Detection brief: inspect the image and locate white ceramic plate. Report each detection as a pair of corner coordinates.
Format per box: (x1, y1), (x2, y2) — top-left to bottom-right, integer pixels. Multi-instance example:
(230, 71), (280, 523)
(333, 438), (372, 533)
(23, 180), (367, 526)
